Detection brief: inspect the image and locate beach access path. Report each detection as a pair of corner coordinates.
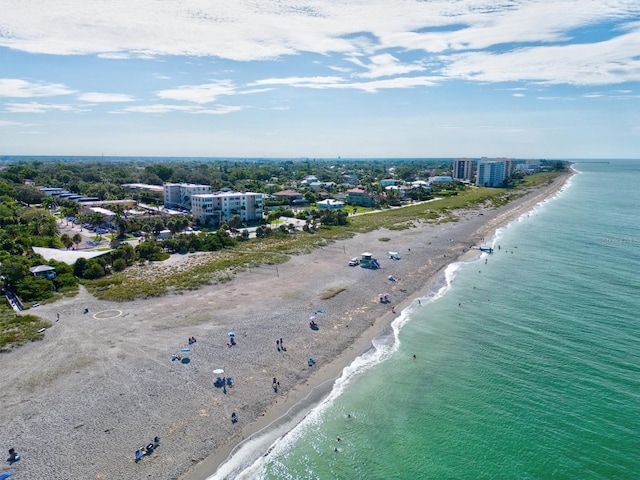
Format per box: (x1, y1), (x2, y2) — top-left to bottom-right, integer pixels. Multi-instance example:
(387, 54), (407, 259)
(0, 174), (569, 480)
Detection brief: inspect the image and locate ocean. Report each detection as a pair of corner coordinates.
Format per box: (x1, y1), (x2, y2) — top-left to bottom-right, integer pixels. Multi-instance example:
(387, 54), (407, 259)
(213, 160), (640, 479)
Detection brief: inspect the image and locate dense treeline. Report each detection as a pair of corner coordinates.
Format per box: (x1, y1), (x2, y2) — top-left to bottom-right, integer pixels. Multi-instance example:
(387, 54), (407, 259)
(0, 158), (455, 202)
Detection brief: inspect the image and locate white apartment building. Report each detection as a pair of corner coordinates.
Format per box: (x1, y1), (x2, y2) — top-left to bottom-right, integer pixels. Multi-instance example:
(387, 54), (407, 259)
(475, 158), (513, 187)
(191, 191), (263, 226)
(163, 183), (212, 210)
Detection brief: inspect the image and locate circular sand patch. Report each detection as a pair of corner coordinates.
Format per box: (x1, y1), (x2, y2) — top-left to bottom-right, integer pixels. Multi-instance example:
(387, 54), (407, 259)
(93, 309), (123, 320)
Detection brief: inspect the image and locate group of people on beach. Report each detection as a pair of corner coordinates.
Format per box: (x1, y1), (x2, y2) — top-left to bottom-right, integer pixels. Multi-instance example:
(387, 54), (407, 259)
(134, 437), (160, 462)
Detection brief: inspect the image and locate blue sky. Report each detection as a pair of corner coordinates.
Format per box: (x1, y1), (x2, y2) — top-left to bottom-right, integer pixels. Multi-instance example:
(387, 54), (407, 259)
(1, 1), (639, 159)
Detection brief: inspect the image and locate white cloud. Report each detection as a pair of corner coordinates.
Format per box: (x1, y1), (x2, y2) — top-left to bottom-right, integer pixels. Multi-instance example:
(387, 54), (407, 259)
(77, 92), (135, 102)
(512, 93), (525, 97)
(0, 120), (32, 127)
(0, 79), (75, 98)
(348, 54), (425, 79)
(440, 26), (640, 86)
(119, 103), (242, 114)
(2, 1), (639, 71)
(252, 74), (439, 92)
(5, 102), (87, 113)
(157, 81), (237, 104)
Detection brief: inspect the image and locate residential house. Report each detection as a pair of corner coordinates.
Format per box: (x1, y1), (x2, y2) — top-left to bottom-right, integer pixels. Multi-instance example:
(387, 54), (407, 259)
(345, 188), (376, 207)
(29, 265), (56, 279)
(316, 199), (345, 210)
(272, 190), (304, 205)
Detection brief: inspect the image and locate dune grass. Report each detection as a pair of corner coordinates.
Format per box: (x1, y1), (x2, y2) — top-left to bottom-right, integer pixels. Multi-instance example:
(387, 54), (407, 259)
(320, 285), (347, 300)
(0, 306), (52, 351)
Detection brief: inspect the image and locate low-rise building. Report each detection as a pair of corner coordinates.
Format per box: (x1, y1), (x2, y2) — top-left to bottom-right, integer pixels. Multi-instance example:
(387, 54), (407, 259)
(29, 265), (56, 279)
(316, 199), (345, 210)
(345, 188), (376, 207)
(272, 190), (304, 205)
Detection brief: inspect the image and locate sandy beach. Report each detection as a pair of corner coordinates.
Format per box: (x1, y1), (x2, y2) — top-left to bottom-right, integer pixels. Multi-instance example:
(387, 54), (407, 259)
(0, 174), (569, 480)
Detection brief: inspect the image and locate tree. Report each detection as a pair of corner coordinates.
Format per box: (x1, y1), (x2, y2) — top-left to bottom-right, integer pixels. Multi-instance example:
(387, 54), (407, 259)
(14, 185), (45, 205)
(228, 214), (242, 229)
(83, 261), (106, 279)
(60, 233), (73, 249)
(15, 276), (53, 302)
(72, 233), (82, 250)
(73, 258), (89, 277)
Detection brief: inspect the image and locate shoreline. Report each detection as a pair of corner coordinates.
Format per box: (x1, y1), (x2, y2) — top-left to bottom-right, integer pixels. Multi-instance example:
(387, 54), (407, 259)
(181, 173), (571, 480)
(0, 173), (571, 480)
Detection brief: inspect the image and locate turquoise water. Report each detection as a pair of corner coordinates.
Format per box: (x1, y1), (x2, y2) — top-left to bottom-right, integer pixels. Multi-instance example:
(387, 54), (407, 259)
(216, 161), (640, 479)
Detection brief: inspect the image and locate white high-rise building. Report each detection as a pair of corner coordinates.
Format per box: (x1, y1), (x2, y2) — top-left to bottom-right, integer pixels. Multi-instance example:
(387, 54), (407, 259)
(475, 158), (512, 187)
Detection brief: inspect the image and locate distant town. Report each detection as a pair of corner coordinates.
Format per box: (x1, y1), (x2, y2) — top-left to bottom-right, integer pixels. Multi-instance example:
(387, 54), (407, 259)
(0, 156), (568, 334)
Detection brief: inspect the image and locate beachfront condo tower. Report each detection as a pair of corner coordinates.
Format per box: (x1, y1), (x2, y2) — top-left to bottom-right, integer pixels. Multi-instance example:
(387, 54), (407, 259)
(453, 158), (474, 181)
(475, 158), (513, 187)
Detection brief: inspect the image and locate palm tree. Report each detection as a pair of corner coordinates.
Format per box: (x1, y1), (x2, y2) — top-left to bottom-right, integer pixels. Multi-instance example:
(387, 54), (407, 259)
(72, 233), (82, 250)
(60, 233), (73, 249)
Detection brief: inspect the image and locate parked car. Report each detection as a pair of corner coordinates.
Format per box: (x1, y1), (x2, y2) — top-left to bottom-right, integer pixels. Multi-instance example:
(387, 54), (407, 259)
(348, 257), (359, 266)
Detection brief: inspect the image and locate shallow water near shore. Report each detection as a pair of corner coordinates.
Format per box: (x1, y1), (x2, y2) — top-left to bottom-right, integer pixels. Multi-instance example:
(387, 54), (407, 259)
(215, 160), (640, 479)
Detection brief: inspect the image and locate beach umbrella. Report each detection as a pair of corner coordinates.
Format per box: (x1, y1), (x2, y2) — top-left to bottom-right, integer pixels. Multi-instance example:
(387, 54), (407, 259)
(228, 332), (236, 337)
(0, 473), (13, 480)
(213, 368), (224, 374)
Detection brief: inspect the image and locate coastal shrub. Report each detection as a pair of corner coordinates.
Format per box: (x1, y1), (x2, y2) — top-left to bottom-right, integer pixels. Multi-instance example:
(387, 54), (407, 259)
(378, 237), (391, 242)
(320, 285), (347, 300)
(83, 262), (106, 280)
(73, 257), (88, 277)
(147, 252), (170, 262)
(0, 308), (51, 350)
(15, 276), (54, 302)
(112, 258), (127, 272)
(53, 273), (78, 290)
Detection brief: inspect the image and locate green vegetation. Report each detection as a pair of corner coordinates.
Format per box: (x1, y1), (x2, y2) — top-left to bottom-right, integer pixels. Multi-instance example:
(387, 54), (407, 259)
(320, 285), (347, 300)
(0, 306), (51, 351)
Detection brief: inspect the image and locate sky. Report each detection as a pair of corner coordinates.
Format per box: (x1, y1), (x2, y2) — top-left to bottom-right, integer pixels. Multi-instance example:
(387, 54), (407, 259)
(1, 1), (640, 159)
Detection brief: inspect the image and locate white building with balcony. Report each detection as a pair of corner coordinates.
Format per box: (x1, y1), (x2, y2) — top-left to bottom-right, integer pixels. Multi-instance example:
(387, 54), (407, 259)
(191, 191), (263, 226)
(163, 183), (212, 210)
